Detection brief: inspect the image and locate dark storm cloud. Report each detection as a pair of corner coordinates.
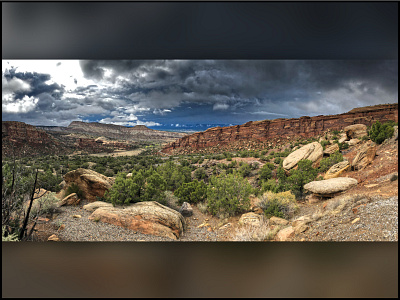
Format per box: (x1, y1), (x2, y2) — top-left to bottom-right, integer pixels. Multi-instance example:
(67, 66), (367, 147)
(78, 60), (397, 117)
(4, 68), (65, 100)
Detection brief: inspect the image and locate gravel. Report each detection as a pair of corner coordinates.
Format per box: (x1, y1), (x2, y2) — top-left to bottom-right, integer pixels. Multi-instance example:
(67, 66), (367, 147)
(294, 195), (398, 241)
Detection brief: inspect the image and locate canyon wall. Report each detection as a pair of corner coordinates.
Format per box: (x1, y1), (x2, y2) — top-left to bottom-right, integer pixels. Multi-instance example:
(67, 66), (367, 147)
(161, 103), (398, 154)
(2, 121), (64, 157)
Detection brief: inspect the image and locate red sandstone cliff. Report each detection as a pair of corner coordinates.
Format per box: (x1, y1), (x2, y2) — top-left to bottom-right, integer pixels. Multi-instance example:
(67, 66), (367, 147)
(161, 103), (398, 154)
(2, 121), (65, 157)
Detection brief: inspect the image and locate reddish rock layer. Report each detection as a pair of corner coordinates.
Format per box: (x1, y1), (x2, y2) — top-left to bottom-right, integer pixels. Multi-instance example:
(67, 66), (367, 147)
(162, 103), (398, 154)
(2, 121), (63, 157)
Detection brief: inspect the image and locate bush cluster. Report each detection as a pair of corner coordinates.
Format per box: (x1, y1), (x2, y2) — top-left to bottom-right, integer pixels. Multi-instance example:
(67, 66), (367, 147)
(259, 191), (298, 219)
(369, 121), (395, 144)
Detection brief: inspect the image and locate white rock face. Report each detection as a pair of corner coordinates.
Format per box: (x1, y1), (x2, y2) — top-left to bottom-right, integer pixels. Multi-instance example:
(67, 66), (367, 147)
(283, 142), (323, 171)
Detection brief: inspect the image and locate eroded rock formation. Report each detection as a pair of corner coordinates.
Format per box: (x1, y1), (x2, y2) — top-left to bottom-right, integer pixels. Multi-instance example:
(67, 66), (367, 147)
(88, 201), (186, 240)
(162, 104), (398, 154)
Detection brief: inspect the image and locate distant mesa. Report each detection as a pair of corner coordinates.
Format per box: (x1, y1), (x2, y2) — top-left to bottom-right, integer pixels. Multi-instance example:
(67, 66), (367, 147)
(161, 103), (398, 155)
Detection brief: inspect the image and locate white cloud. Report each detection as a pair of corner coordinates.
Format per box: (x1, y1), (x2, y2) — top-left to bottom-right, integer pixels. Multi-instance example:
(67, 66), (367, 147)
(213, 103), (229, 110)
(2, 95), (38, 113)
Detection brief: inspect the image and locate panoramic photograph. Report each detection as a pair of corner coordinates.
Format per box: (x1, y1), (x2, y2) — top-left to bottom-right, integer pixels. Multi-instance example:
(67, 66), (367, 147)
(2, 59), (398, 242)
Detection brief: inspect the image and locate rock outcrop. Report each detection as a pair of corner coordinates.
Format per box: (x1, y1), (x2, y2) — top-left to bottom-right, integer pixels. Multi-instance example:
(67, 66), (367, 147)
(59, 193), (80, 206)
(324, 160), (350, 179)
(162, 103), (397, 154)
(304, 177), (358, 197)
(62, 168), (115, 202)
(2, 121), (65, 157)
(344, 124), (368, 139)
(282, 142), (323, 171)
(351, 141), (377, 170)
(179, 202), (193, 217)
(83, 201), (113, 212)
(238, 212), (264, 226)
(323, 143), (339, 156)
(88, 201), (186, 240)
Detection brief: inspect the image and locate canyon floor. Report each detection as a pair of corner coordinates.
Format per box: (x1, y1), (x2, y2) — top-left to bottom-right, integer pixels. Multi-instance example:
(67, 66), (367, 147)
(29, 137), (398, 242)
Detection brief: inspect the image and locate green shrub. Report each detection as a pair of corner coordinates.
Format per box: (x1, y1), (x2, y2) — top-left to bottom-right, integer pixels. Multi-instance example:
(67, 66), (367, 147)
(207, 172), (252, 218)
(238, 163), (252, 177)
(259, 191), (298, 219)
(2, 226), (19, 242)
(273, 157), (283, 165)
(286, 160), (318, 199)
(174, 180), (207, 205)
(320, 140), (330, 149)
(259, 164), (273, 181)
(65, 183), (83, 199)
(318, 151), (344, 173)
(29, 192), (60, 217)
(261, 178), (279, 193)
(369, 120), (395, 144)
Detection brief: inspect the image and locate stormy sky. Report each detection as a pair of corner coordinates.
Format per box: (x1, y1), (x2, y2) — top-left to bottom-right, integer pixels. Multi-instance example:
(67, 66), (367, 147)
(2, 60), (398, 129)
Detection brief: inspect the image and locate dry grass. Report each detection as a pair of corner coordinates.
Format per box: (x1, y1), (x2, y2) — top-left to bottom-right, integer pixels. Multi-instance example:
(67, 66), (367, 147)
(232, 219), (279, 241)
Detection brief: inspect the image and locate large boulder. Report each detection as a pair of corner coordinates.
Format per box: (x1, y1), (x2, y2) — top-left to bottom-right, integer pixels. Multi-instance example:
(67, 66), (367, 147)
(351, 141), (377, 170)
(324, 160), (350, 179)
(283, 142), (323, 171)
(323, 143), (339, 156)
(63, 168), (115, 202)
(88, 201), (186, 240)
(304, 177), (358, 197)
(344, 124), (368, 139)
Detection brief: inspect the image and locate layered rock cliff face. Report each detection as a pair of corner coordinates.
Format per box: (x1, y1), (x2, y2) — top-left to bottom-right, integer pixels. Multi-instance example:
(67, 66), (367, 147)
(2, 121), (66, 157)
(67, 121), (186, 141)
(162, 104), (398, 155)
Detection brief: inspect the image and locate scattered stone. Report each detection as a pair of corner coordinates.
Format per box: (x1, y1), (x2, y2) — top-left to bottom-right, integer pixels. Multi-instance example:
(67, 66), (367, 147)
(294, 223), (309, 235)
(324, 160), (350, 179)
(344, 124), (368, 139)
(179, 202), (193, 217)
(83, 201), (113, 212)
(365, 184), (379, 188)
(207, 227), (213, 232)
(219, 223), (232, 230)
(304, 177), (358, 197)
(59, 193), (81, 206)
(351, 218), (360, 224)
(292, 216), (312, 228)
(269, 216), (289, 226)
(72, 215), (82, 218)
(282, 142), (323, 171)
(306, 194), (321, 204)
(47, 234), (60, 241)
(58, 224), (65, 231)
(351, 141), (377, 170)
(37, 217), (50, 222)
(275, 226), (294, 241)
(239, 212), (264, 226)
(89, 201), (186, 240)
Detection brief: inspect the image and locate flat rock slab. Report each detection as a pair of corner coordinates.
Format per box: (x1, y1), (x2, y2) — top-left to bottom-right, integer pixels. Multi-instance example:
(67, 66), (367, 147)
(88, 201), (186, 240)
(304, 177), (358, 196)
(83, 201), (113, 212)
